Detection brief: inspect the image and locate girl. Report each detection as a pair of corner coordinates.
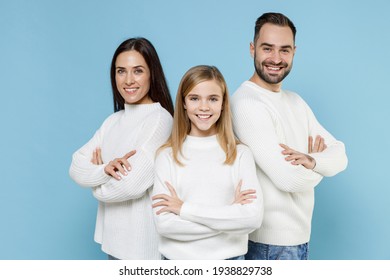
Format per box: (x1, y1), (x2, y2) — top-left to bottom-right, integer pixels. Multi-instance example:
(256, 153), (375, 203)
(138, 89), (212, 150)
(69, 37), (173, 260)
(151, 65), (263, 260)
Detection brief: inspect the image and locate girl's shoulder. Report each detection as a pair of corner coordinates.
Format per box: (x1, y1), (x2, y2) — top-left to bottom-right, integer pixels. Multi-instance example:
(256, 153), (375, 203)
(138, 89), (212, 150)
(155, 145), (174, 163)
(236, 143), (255, 159)
(236, 143), (251, 152)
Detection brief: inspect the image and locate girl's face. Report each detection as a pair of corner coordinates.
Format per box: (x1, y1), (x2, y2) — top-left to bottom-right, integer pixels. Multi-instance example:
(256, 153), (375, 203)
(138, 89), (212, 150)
(115, 50), (152, 105)
(184, 80), (224, 137)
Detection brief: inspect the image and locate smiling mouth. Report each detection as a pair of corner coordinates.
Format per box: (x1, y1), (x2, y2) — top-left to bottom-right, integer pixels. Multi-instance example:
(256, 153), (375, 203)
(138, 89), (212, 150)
(197, 114), (212, 120)
(124, 88), (139, 94)
(266, 65), (283, 71)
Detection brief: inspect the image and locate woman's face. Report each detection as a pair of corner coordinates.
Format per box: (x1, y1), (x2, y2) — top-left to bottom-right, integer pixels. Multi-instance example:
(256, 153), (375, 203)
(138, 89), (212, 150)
(184, 80), (224, 137)
(115, 50), (152, 105)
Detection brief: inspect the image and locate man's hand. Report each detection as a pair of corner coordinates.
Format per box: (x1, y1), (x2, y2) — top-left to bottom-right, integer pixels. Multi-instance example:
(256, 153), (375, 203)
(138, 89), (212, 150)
(280, 144), (316, 170)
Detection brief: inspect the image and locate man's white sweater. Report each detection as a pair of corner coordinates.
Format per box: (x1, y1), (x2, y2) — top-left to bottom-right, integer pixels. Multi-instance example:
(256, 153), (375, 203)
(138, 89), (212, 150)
(231, 81), (348, 246)
(69, 103), (172, 259)
(152, 135), (263, 259)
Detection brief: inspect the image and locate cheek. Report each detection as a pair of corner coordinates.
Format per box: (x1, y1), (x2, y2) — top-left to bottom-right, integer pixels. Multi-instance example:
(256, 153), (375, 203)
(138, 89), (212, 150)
(140, 74), (151, 87)
(115, 76), (123, 89)
(214, 103), (224, 115)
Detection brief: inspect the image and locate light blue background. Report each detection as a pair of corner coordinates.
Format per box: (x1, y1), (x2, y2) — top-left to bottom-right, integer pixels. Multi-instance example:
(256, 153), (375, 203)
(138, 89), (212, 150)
(1, 0), (388, 259)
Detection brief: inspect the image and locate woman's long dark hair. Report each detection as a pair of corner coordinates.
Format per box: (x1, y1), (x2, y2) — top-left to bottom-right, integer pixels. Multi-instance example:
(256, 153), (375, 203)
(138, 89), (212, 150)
(110, 37), (174, 116)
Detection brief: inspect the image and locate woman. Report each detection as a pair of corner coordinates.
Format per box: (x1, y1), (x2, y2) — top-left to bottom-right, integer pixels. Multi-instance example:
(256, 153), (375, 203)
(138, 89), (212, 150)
(69, 37), (173, 260)
(152, 65), (263, 260)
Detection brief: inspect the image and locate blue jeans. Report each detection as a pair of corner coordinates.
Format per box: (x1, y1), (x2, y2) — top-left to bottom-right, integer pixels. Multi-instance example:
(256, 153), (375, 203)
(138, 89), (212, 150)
(108, 254), (120, 260)
(163, 255), (245, 260)
(226, 255), (245, 260)
(245, 241), (309, 260)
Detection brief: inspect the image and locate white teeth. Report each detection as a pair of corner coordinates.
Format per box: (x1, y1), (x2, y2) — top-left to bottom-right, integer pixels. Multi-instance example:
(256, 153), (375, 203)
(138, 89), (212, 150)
(268, 67), (280, 71)
(197, 115), (211, 119)
(125, 88), (137, 93)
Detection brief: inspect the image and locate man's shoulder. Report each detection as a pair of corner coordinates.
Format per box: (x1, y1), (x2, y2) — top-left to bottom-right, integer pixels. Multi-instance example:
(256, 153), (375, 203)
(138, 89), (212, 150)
(282, 89), (309, 107)
(232, 81), (264, 107)
(233, 81), (257, 97)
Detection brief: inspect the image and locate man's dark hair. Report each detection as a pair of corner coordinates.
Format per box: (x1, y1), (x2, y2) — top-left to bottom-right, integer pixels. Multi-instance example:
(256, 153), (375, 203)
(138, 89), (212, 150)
(254, 12), (296, 43)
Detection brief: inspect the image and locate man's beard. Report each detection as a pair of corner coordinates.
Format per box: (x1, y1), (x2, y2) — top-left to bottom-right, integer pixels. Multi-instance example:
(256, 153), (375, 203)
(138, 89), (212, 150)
(254, 57), (292, 84)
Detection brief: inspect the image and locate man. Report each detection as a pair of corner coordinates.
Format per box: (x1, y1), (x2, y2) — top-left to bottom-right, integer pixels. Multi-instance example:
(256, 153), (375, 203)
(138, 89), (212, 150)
(231, 12), (348, 260)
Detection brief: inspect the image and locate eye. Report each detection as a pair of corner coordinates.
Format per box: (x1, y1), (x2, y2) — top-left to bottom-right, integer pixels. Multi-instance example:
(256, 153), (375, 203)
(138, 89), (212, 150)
(281, 49), (290, 54)
(134, 68), (143, 74)
(189, 96), (198, 101)
(210, 97), (219, 102)
(116, 69), (125, 74)
(263, 47), (272, 53)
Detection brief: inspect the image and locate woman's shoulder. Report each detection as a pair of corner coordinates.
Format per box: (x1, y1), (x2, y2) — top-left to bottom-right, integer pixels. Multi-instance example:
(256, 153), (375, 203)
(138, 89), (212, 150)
(144, 104), (173, 125)
(100, 110), (124, 128)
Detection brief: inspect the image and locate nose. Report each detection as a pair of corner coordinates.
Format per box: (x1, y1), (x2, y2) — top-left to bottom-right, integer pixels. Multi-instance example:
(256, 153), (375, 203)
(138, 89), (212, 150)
(199, 100), (209, 111)
(270, 51), (282, 64)
(125, 73), (134, 85)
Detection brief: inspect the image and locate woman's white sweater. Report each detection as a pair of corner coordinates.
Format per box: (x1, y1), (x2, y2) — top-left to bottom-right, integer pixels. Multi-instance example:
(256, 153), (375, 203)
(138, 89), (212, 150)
(69, 103), (172, 259)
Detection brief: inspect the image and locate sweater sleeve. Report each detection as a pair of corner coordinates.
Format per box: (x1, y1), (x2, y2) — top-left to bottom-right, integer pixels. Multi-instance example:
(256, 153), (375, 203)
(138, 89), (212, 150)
(232, 98), (323, 193)
(304, 102), (348, 176)
(152, 151), (220, 241)
(179, 147), (263, 234)
(92, 112), (172, 203)
(69, 117), (113, 187)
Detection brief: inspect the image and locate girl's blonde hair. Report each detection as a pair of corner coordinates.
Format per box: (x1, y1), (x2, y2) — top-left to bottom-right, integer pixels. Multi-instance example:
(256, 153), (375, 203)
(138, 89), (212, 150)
(161, 65), (238, 166)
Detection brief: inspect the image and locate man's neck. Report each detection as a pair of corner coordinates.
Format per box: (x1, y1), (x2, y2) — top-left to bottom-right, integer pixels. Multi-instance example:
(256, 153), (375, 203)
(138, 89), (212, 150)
(249, 73), (282, 92)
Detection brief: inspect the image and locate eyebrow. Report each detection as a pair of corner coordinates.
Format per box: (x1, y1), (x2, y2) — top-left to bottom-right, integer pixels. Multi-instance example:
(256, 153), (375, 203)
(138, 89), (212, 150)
(187, 94), (222, 98)
(260, 43), (293, 49)
(116, 65), (145, 69)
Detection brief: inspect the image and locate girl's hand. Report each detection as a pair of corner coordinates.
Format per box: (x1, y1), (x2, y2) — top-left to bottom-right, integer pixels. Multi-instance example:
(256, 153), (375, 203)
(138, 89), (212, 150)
(104, 150), (136, 180)
(308, 135), (327, 153)
(233, 180), (257, 205)
(280, 144), (316, 170)
(152, 182), (183, 215)
(91, 147), (103, 165)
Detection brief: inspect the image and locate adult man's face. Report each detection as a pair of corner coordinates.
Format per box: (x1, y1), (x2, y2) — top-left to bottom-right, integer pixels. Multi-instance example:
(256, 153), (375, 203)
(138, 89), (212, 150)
(251, 23), (296, 91)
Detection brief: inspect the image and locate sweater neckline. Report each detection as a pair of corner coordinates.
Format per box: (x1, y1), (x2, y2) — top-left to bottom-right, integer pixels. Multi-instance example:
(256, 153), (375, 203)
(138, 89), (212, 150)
(184, 134), (219, 148)
(244, 81), (283, 100)
(124, 102), (161, 117)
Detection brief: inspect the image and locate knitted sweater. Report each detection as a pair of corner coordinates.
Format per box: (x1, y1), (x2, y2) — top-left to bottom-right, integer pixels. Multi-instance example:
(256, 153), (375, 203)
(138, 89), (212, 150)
(231, 81), (348, 246)
(152, 135), (263, 260)
(69, 103), (172, 259)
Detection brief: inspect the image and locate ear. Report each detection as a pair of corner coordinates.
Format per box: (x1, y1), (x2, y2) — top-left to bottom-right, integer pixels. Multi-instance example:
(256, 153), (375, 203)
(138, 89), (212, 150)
(250, 42), (255, 58)
(183, 102), (187, 110)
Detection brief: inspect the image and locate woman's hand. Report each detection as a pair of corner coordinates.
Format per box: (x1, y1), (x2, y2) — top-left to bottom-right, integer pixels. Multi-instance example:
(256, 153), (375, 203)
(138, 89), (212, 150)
(152, 182), (183, 215)
(91, 147), (103, 165)
(104, 150), (136, 180)
(233, 180), (257, 205)
(308, 135), (327, 153)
